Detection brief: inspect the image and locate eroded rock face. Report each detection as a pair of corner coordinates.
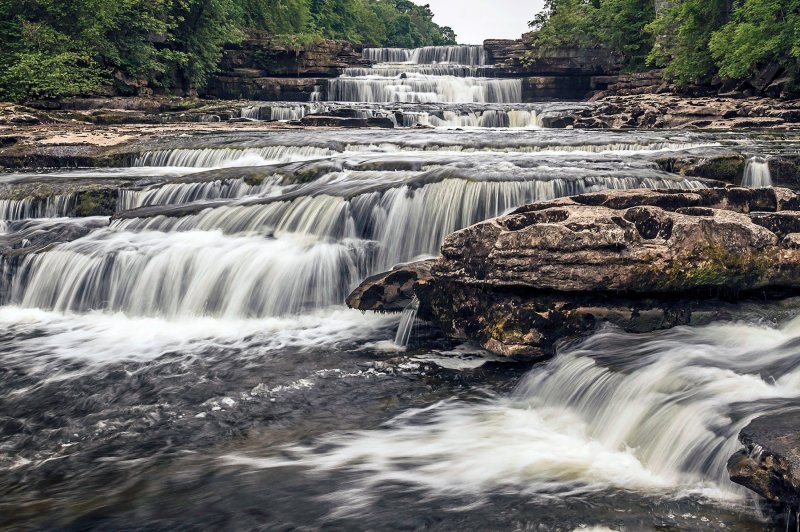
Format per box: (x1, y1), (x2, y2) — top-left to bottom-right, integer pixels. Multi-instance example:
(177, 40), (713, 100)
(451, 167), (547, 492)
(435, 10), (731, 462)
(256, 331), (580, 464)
(346, 260), (435, 312)
(437, 188), (800, 294)
(728, 412), (800, 508)
(348, 187), (800, 359)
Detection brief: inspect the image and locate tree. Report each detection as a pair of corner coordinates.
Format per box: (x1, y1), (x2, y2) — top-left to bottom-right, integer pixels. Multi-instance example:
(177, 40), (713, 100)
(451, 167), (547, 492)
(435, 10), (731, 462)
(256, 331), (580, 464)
(646, 0), (733, 84)
(709, 0), (800, 81)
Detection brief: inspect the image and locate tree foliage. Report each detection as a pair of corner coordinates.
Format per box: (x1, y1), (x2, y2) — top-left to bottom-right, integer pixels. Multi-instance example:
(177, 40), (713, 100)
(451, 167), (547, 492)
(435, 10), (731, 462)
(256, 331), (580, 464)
(528, 0), (655, 70)
(0, 0), (457, 101)
(528, 0), (800, 87)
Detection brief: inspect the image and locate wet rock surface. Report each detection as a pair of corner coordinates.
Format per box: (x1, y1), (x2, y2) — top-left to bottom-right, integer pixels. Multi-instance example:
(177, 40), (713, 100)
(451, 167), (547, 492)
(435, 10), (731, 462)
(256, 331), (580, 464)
(573, 94), (800, 129)
(348, 187), (800, 359)
(729, 412), (800, 508)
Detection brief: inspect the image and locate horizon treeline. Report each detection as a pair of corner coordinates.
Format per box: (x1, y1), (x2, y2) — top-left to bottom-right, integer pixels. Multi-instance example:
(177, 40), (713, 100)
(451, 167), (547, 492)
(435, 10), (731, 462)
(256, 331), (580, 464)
(0, 0), (456, 101)
(528, 0), (800, 87)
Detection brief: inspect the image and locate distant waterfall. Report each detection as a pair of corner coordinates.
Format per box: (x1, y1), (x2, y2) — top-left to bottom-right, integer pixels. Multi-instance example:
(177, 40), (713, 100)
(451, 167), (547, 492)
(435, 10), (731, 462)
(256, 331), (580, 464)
(330, 45), (516, 104)
(362, 45), (486, 66)
(327, 75), (521, 104)
(742, 156), (772, 188)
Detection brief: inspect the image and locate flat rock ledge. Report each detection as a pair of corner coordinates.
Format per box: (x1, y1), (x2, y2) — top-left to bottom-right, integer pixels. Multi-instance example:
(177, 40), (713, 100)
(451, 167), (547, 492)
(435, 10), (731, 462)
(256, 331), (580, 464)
(347, 187), (800, 359)
(729, 412), (800, 510)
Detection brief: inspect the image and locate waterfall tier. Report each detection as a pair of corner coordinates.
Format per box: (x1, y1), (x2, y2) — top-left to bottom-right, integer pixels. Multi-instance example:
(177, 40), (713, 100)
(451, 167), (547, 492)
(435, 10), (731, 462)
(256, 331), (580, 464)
(362, 45), (486, 65)
(329, 45), (518, 104)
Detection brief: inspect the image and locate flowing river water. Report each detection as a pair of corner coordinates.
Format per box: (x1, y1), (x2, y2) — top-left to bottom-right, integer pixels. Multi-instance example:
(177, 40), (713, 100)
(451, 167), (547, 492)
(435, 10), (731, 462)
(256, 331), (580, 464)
(2, 45), (800, 530)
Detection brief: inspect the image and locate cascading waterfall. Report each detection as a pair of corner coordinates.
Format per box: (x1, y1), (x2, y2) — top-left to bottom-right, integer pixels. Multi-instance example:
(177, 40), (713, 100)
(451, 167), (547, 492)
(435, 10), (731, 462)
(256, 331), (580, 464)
(5, 119), (791, 528)
(361, 45), (486, 65)
(117, 177), (283, 211)
(410, 45), (486, 65)
(129, 137), (716, 170)
(329, 45), (520, 104)
(10, 173), (702, 318)
(0, 194), (77, 224)
(113, 175), (702, 267)
(342, 66), (493, 78)
(134, 146), (334, 168)
(11, 229), (365, 318)
(328, 75), (521, 104)
(742, 156), (772, 188)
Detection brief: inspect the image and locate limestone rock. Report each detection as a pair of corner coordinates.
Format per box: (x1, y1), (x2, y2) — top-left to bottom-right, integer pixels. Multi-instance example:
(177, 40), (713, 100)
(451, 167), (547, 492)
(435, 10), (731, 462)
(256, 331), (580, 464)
(348, 187), (800, 359)
(346, 260), (435, 312)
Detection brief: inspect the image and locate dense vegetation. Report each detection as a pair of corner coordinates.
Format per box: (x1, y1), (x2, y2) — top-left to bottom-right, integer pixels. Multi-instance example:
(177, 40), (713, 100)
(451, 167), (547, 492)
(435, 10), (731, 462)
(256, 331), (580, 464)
(0, 0), (456, 100)
(528, 0), (800, 87)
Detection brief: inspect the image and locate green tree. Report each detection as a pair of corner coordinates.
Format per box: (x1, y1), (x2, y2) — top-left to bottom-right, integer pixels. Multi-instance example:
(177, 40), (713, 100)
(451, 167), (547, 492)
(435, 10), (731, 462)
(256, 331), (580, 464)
(646, 0), (733, 84)
(709, 0), (800, 80)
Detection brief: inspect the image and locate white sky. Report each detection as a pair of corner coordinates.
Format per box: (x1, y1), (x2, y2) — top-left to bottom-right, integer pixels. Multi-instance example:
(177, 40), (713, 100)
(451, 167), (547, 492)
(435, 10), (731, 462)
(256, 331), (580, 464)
(417, 0), (546, 44)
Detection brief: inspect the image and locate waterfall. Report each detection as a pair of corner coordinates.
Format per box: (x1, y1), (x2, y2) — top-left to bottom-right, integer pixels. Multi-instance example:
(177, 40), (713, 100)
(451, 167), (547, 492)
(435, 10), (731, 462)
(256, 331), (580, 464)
(114, 176), (702, 267)
(343, 66), (493, 77)
(362, 45), (486, 65)
(116, 177), (283, 211)
(327, 75), (521, 104)
(134, 146), (334, 167)
(12, 172), (702, 318)
(742, 156), (772, 188)
(0, 194), (76, 221)
(394, 296), (420, 347)
(10, 229), (365, 318)
(233, 318), (800, 504)
(330, 45), (515, 104)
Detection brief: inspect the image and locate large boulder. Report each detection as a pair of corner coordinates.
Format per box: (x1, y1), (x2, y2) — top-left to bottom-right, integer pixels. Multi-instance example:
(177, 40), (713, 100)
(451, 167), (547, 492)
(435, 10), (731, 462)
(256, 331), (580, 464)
(728, 412), (800, 508)
(348, 187), (800, 359)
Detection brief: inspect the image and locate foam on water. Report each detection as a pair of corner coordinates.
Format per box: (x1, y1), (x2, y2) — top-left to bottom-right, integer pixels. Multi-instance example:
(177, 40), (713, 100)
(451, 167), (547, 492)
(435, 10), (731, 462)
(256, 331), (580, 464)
(0, 305), (397, 374)
(223, 316), (800, 509)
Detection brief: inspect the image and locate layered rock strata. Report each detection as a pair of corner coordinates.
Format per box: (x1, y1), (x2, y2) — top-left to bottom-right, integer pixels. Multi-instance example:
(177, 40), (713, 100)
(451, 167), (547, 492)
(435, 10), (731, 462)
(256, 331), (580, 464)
(348, 187), (800, 359)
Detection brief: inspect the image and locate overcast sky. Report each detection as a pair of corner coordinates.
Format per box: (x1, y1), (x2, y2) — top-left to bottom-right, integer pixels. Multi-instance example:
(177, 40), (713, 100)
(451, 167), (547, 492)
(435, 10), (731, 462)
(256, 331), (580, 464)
(417, 0), (546, 44)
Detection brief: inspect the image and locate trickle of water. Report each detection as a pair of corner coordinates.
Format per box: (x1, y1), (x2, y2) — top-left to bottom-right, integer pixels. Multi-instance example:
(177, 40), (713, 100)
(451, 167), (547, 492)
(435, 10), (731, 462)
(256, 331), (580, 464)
(394, 296), (420, 347)
(742, 156), (772, 188)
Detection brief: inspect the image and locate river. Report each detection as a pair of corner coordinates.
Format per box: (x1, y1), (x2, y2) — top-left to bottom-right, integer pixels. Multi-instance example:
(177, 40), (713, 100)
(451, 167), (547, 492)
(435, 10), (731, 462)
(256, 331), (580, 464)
(2, 45), (799, 530)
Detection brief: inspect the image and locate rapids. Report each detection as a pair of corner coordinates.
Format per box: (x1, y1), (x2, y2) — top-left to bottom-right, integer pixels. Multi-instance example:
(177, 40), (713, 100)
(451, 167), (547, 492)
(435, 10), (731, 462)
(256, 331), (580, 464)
(1, 45), (798, 530)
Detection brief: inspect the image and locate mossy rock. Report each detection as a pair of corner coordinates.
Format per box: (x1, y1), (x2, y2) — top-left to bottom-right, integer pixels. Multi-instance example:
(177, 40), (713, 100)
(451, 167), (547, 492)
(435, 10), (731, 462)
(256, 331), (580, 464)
(633, 242), (772, 294)
(687, 155), (746, 184)
(74, 189), (117, 216)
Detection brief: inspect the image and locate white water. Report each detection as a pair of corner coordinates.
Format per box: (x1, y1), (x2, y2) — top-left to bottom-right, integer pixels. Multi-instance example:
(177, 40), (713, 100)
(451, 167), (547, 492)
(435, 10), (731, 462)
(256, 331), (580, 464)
(11, 230), (364, 318)
(0, 305), (396, 369)
(226, 317), (800, 508)
(117, 177), (283, 211)
(362, 45), (486, 65)
(134, 146), (333, 168)
(0, 194), (76, 222)
(394, 296), (420, 347)
(328, 75), (521, 104)
(742, 156), (773, 188)
(330, 45), (519, 104)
